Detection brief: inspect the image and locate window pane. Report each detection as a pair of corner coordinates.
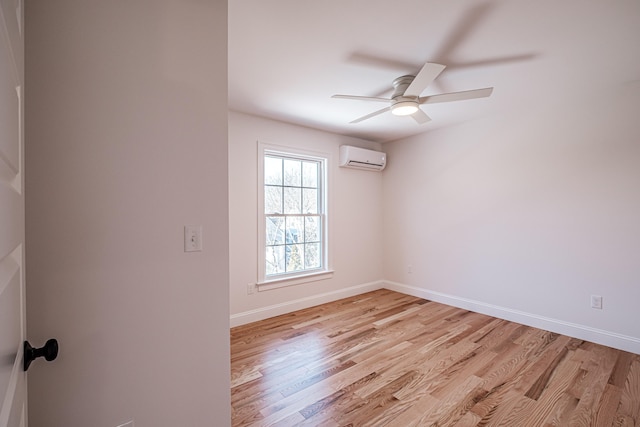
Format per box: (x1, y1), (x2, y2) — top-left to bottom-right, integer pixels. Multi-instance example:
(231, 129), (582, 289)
(283, 159), (301, 186)
(263, 151), (326, 279)
(286, 216), (303, 244)
(286, 244), (305, 272)
(265, 186), (283, 214)
(305, 216), (320, 242)
(302, 162), (318, 188)
(302, 188), (318, 214)
(305, 243), (321, 269)
(284, 187), (301, 214)
(266, 245), (285, 275)
(265, 156), (282, 185)
(266, 217), (284, 245)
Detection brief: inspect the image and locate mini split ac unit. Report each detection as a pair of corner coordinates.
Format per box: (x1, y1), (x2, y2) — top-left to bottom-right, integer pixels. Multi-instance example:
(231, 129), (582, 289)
(339, 145), (386, 171)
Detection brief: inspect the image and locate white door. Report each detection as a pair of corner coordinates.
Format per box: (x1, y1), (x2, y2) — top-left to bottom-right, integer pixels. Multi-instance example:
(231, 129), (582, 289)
(0, 0), (26, 426)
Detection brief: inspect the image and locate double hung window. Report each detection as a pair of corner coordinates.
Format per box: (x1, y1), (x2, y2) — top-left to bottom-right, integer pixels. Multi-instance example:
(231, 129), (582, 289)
(258, 144), (330, 287)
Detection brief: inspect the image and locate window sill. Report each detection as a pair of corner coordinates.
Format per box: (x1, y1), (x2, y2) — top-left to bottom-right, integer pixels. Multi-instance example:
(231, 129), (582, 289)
(257, 270), (334, 291)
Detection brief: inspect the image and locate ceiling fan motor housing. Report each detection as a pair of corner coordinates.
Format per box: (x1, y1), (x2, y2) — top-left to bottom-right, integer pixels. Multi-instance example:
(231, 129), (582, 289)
(390, 75), (419, 115)
(392, 75), (416, 98)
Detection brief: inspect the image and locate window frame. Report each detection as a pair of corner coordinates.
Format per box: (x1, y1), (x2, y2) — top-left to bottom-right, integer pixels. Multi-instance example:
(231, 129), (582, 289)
(257, 141), (333, 290)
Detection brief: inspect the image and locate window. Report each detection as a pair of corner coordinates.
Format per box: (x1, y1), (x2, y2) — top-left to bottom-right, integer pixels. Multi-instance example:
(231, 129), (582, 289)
(258, 143), (331, 288)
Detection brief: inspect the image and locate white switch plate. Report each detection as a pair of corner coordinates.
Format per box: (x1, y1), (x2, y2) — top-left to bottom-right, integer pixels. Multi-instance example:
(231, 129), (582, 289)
(184, 225), (203, 252)
(591, 295), (603, 309)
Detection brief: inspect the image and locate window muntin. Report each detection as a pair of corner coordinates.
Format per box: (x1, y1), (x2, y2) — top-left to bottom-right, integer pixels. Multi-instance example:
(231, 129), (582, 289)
(262, 152), (326, 280)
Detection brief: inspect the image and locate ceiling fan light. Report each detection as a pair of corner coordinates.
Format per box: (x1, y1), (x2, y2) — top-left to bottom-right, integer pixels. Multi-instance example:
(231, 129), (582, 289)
(391, 101), (419, 116)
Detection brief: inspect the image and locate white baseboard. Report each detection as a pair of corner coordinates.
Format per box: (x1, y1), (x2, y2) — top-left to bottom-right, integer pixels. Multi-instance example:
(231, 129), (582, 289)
(230, 280), (385, 327)
(230, 279), (640, 354)
(384, 280), (640, 355)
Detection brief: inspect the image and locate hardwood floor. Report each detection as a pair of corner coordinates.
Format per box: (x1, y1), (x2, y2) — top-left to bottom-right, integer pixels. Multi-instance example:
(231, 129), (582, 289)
(231, 289), (640, 426)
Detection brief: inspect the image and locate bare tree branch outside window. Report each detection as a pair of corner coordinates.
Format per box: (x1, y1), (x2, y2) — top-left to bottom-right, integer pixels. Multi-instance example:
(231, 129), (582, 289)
(264, 154), (324, 277)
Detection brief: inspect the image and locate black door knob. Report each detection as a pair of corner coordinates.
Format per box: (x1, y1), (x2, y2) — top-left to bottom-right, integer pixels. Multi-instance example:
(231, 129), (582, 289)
(24, 339), (58, 371)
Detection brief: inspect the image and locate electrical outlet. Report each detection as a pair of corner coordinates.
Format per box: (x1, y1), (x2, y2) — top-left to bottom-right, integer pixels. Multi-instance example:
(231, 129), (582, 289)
(407, 265), (413, 274)
(591, 295), (603, 309)
(247, 283), (256, 295)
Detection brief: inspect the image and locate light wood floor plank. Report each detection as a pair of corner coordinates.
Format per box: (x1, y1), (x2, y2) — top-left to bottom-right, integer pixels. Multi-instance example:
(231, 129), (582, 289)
(231, 289), (640, 426)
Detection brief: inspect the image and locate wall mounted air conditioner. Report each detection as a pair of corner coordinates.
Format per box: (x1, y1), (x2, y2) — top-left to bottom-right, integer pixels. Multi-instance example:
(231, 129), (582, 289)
(339, 145), (386, 171)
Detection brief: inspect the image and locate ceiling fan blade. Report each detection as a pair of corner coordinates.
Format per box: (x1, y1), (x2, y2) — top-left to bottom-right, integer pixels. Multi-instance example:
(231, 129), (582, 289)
(411, 108), (431, 124)
(350, 106), (391, 124)
(447, 54), (537, 71)
(346, 53), (417, 73)
(403, 62), (446, 97)
(420, 87), (493, 104)
(332, 94), (391, 103)
(432, 3), (494, 65)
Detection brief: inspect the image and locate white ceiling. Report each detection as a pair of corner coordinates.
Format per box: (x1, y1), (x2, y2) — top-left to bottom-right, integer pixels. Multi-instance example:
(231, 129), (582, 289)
(229, 1), (640, 143)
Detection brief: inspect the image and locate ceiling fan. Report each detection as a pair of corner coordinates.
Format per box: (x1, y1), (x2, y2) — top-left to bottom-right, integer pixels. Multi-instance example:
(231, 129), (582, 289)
(332, 62), (493, 124)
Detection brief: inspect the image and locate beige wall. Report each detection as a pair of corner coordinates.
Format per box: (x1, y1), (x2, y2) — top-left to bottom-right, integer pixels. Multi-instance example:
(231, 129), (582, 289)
(228, 112), (384, 324)
(25, 1), (230, 426)
(382, 86), (640, 353)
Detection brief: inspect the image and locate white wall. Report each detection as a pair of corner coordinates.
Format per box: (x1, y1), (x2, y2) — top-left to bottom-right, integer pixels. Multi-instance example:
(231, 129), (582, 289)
(25, 1), (230, 426)
(382, 85), (640, 353)
(229, 112), (384, 324)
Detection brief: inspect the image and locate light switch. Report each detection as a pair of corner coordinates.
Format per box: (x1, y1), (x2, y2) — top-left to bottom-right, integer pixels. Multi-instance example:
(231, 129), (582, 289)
(184, 225), (203, 252)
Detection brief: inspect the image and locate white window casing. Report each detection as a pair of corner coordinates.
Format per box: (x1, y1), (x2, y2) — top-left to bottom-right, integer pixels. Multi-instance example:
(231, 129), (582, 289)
(257, 141), (333, 290)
